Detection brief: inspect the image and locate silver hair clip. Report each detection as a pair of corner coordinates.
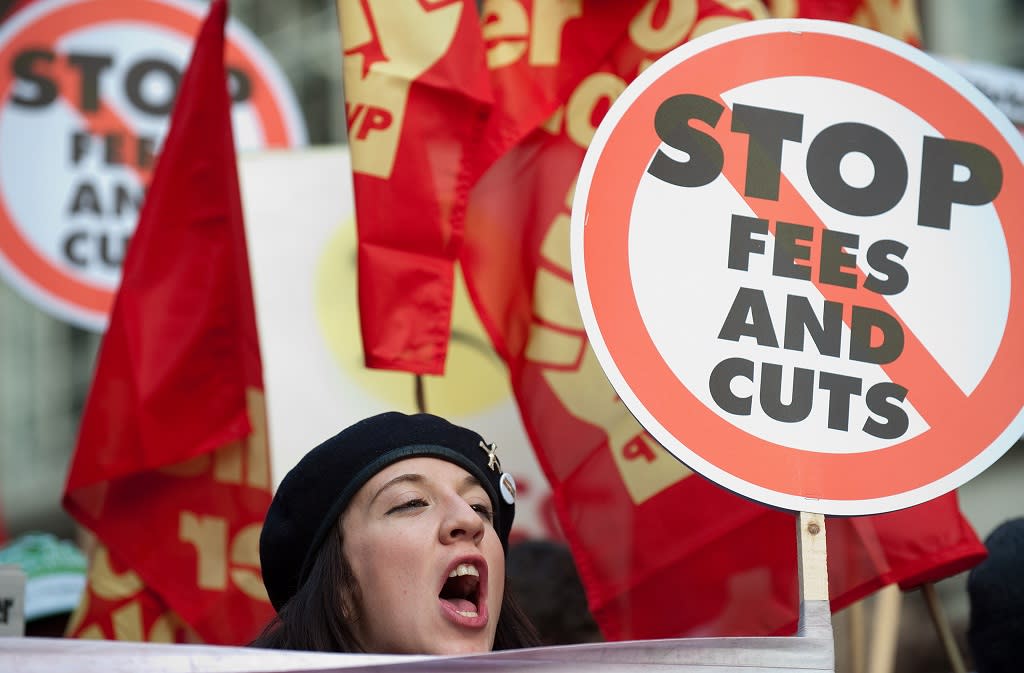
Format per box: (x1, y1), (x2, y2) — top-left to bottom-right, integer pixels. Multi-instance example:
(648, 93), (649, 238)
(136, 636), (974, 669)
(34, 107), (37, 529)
(478, 440), (501, 473)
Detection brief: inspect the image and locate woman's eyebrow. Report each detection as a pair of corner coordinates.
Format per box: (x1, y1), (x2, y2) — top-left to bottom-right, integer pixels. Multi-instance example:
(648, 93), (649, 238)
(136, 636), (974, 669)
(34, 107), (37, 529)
(369, 473), (424, 506)
(458, 474), (484, 495)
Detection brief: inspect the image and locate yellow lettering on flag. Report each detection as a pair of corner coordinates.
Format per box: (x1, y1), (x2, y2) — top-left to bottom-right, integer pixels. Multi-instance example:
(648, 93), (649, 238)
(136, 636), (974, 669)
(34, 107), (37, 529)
(852, 0), (921, 44)
(338, 0), (462, 178)
(528, 184), (690, 503)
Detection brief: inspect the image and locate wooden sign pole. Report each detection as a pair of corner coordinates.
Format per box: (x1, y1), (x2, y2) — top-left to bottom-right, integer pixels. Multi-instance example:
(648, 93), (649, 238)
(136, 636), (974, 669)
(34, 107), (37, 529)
(797, 512), (832, 645)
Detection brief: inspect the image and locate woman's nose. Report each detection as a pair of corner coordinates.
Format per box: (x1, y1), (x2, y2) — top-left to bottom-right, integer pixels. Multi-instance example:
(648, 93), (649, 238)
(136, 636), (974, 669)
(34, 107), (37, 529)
(439, 497), (485, 545)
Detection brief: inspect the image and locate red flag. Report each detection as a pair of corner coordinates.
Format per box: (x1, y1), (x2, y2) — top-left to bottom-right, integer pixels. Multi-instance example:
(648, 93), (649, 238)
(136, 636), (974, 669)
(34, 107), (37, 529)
(339, 0), (493, 375)
(346, 0), (986, 639)
(339, 0), (648, 375)
(62, 0), (273, 645)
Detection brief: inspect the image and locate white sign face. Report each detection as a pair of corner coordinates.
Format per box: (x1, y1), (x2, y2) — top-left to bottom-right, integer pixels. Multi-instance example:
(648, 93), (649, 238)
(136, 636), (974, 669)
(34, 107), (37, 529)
(0, 0), (306, 330)
(571, 19), (1024, 515)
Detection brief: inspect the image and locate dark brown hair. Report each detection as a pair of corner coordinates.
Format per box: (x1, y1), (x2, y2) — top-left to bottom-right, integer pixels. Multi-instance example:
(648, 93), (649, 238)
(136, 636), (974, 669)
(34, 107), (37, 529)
(251, 521), (539, 652)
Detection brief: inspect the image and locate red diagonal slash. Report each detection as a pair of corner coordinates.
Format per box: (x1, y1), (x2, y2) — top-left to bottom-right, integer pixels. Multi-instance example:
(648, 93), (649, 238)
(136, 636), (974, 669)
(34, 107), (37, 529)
(715, 103), (967, 424)
(52, 56), (153, 186)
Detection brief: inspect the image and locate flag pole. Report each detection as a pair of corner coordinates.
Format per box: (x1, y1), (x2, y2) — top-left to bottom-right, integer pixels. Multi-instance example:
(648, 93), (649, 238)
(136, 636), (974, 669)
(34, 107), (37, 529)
(921, 582), (966, 673)
(866, 583), (902, 673)
(414, 375), (427, 413)
(846, 598), (867, 673)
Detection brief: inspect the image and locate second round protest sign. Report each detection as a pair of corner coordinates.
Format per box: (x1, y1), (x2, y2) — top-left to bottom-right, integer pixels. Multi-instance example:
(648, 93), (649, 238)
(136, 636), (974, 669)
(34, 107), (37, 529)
(571, 19), (1024, 515)
(0, 0), (305, 330)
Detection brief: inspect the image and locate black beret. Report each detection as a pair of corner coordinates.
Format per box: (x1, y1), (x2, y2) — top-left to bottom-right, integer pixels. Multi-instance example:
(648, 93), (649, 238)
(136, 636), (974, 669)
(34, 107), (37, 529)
(259, 411), (516, 612)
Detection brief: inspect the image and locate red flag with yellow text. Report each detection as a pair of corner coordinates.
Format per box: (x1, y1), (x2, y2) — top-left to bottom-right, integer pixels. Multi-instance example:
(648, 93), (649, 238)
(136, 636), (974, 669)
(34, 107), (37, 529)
(338, 0), (493, 375)
(61, 0), (273, 644)
(346, 0), (987, 639)
(343, 0), (921, 376)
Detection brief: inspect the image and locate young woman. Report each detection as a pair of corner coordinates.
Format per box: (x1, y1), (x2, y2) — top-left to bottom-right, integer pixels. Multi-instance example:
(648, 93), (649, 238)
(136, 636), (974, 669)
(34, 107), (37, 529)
(252, 411), (540, 653)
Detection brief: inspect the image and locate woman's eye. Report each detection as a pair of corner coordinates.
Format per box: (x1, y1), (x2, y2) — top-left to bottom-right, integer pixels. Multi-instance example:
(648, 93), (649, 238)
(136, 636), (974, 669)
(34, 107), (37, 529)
(387, 498), (428, 514)
(471, 503), (494, 522)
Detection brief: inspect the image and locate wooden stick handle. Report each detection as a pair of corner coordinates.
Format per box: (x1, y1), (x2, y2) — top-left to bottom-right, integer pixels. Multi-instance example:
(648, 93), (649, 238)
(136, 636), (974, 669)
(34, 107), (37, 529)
(866, 583), (902, 673)
(922, 582), (967, 673)
(847, 599), (866, 673)
(798, 512), (829, 602)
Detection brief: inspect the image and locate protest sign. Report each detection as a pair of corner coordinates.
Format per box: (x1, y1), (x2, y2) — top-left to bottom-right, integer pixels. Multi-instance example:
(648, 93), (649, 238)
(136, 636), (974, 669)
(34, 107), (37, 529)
(572, 19), (1023, 515)
(0, 0), (305, 329)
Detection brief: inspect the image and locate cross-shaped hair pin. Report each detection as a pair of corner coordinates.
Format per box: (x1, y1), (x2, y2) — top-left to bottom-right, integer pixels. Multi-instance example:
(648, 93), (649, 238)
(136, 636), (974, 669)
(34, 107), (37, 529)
(478, 440), (501, 472)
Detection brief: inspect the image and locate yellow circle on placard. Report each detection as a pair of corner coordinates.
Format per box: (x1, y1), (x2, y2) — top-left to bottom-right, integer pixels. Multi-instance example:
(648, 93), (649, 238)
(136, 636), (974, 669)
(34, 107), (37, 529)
(313, 219), (509, 415)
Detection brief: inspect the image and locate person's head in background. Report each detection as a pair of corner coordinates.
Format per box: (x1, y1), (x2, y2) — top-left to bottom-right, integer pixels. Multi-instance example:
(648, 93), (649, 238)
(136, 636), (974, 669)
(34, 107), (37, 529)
(253, 411), (539, 654)
(967, 516), (1024, 673)
(507, 539), (603, 646)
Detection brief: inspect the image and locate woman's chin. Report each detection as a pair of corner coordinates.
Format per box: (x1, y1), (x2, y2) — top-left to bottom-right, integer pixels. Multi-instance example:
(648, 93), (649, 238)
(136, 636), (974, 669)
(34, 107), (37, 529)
(424, 635), (494, 656)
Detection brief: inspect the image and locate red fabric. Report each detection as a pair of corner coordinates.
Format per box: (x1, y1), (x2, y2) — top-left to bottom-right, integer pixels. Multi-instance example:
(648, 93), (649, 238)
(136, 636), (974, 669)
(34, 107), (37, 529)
(340, 0), (492, 375)
(62, 0), (273, 645)
(349, 0), (985, 639)
(65, 543), (200, 642)
(474, 3), (641, 171)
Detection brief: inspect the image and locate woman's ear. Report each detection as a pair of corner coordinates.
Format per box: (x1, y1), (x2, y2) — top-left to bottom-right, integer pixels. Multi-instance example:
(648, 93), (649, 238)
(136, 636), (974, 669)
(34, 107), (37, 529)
(335, 535), (361, 625)
(339, 584), (358, 622)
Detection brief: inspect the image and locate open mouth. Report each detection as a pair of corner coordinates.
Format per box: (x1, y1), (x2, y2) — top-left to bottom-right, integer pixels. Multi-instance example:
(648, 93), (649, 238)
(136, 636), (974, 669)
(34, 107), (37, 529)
(439, 562), (482, 618)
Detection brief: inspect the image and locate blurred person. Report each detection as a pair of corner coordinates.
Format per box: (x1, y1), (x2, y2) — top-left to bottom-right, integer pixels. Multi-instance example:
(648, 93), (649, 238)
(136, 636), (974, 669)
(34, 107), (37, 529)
(967, 516), (1024, 673)
(507, 539), (603, 645)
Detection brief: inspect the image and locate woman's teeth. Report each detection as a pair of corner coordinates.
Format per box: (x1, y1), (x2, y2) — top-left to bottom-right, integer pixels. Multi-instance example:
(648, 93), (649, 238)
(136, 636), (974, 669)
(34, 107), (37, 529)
(448, 563), (480, 578)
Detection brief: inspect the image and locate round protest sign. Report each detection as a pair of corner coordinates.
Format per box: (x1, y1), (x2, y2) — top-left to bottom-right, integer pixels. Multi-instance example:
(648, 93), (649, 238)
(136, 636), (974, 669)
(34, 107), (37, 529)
(0, 0), (306, 330)
(571, 19), (1024, 515)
